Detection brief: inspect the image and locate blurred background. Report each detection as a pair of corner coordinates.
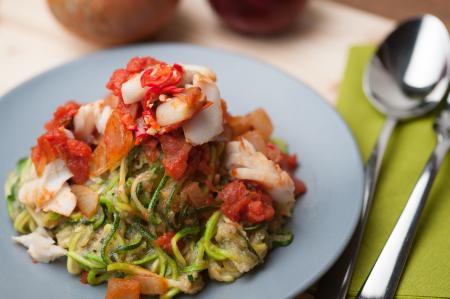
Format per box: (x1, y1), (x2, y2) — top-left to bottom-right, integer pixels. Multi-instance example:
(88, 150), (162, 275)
(2, 0), (449, 103)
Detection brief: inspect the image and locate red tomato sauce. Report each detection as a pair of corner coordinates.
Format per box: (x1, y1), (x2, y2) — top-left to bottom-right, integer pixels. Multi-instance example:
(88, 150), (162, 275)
(160, 131), (192, 180)
(218, 180), (275, 224)
(44, 101), (80, 131)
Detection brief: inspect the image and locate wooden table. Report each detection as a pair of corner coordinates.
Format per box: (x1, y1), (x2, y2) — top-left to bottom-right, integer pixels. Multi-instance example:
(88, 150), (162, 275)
(1, 0), (394, 298)
(1, 0), (394, 103)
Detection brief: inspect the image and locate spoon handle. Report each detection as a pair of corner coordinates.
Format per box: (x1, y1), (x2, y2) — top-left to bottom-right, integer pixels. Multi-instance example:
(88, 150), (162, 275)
(316, 117), (397, 299)
(357, 138), (450, 299)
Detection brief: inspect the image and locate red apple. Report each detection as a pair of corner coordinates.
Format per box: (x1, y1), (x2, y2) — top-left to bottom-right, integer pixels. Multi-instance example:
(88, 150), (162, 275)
(209, 0), (308, 35)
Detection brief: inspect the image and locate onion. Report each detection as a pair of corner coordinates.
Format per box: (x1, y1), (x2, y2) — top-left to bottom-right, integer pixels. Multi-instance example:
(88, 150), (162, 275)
(71, 185), (98, 218)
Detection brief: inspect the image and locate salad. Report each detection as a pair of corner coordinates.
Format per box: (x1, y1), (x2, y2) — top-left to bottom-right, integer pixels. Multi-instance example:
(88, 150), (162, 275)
(5, 56), (306, 299)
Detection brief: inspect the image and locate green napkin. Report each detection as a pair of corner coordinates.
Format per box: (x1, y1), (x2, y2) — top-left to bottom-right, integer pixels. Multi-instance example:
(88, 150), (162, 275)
(338, 45), (450, 299)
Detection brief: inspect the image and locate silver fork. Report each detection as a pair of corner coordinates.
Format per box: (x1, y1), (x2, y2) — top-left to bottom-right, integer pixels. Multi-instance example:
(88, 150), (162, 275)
(357, 95), (450, 299)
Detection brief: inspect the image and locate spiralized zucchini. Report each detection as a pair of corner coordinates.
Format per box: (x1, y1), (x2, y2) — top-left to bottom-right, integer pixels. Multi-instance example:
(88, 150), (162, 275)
(6, 139), (298, 298)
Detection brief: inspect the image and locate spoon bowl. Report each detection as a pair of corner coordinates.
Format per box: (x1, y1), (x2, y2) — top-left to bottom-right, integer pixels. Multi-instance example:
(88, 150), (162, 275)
(364, 14), (449, 119)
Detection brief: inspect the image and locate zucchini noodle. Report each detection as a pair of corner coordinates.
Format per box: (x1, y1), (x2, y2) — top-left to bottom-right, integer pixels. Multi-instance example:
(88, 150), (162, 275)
(130, 170), (154, 219)
(101, 211), (120, 264)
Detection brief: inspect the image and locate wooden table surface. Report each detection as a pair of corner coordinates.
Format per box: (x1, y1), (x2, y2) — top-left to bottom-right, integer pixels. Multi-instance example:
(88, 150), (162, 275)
(1, 0), (394, 103)
(1, 0), (394, 297)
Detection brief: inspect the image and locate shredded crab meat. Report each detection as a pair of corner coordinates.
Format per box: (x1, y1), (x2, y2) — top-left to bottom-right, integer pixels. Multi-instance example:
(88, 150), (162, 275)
(12, 227), (67, 263)
(18, 159), (76, 216)
(225, 138), (295, 215)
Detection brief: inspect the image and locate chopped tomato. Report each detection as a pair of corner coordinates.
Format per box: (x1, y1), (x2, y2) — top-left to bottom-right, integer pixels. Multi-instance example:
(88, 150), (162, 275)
(142, 137), (160, 163)
(155, 232), (176, 253)
(79, 271), (88, 284)
(186, 144), (212, 176)
(107, 69), (130, 98)
(90, 110), (134, 176)
(105, 278), (140, 299)
(31, 128), (92, 183)
(44, 101), (80, 131)
(246, 194), (274, 223)
(64, 139), (92, 184)
(160, 131), (192, 180)
(293, 178), (307, 196)
(278, 151), (298, 173)
(218, 180), (275, 224)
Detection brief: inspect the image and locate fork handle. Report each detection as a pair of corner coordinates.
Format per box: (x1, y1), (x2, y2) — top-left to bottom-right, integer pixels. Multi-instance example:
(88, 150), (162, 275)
(357, 137), (450, 299)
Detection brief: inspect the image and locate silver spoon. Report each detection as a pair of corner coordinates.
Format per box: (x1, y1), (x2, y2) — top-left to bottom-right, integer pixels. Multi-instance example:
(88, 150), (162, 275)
(357, 21), (450, 299)
(316, 14), (449, 299)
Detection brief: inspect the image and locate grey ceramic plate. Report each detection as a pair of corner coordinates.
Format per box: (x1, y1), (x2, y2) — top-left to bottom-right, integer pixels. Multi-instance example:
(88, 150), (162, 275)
(0, 44), (363, 299)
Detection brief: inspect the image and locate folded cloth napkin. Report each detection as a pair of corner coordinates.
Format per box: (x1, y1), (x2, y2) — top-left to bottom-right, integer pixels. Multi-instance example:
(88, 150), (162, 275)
(338, 45), (450, 299)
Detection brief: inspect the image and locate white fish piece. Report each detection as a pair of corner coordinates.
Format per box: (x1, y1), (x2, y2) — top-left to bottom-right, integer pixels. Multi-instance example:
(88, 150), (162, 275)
(42, 183), (77, 217)
(183, 75), (223, 145)
(18, 159), (76, 216)
(156, 97), (194, 126)
(43, 159), (73, 193)
(225, 138), (295, 215)
(121, 71), (148, 104)
(12, 227), (67, 263)
(156, 87), (205, 127)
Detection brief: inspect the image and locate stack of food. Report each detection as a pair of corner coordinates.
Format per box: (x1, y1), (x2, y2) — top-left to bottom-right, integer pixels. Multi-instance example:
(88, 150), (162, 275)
(5, 56), (306, 298)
